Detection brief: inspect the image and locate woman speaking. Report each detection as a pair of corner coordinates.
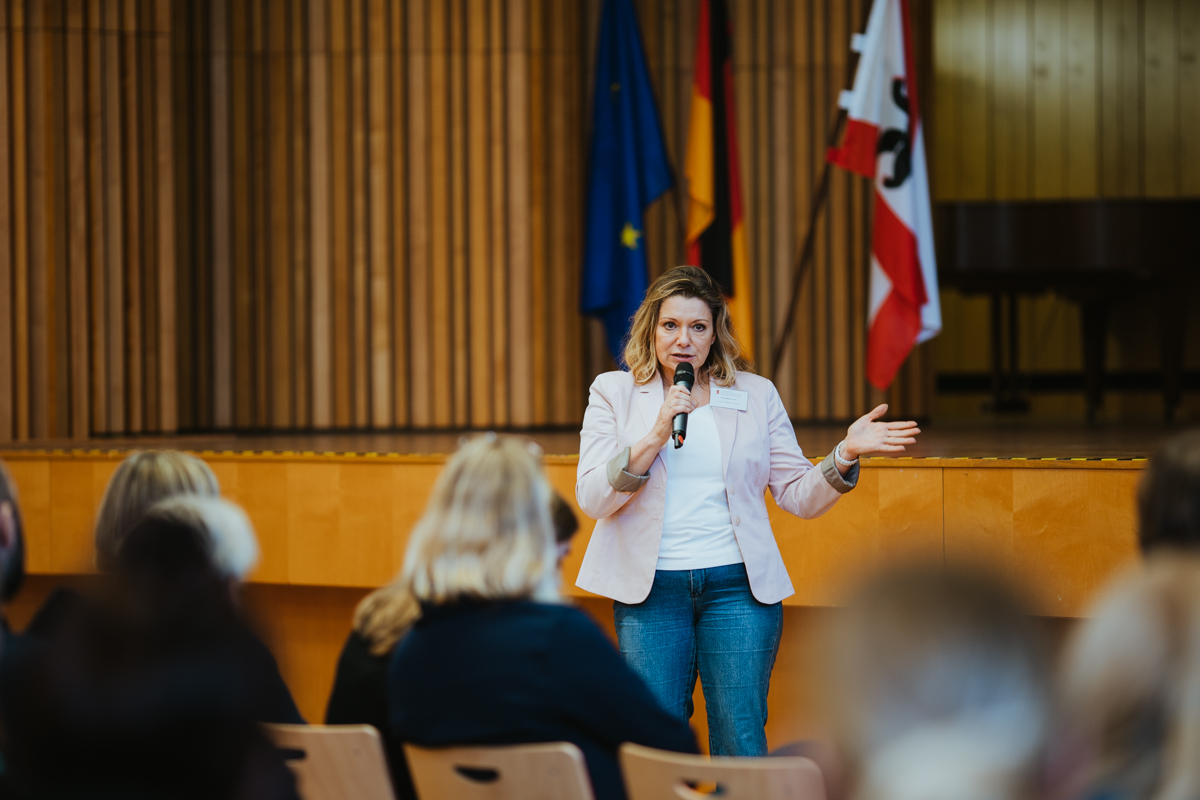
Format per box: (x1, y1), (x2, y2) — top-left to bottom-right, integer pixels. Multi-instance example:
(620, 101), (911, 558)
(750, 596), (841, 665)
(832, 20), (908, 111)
(575, 266), (921, 757)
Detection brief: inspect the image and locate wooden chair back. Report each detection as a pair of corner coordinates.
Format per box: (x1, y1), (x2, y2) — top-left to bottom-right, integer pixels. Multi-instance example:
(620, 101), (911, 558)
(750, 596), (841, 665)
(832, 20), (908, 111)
(404, 741), (594, 800)
(619, 742), (827, 800)
(265, 723), (396, 800)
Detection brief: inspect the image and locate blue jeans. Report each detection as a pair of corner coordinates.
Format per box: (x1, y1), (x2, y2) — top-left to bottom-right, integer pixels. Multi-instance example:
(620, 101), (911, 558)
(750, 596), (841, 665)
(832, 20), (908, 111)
(613, 563), (783, 756)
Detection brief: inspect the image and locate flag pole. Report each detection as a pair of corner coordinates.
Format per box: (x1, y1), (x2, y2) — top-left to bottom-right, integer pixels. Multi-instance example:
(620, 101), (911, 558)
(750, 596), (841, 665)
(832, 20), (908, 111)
(768, 111), (849, 377)
(769, 0), (872, 378)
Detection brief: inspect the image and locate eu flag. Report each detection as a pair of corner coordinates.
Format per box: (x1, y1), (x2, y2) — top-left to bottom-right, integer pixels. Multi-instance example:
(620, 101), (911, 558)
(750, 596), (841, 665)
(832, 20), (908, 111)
(581, 0), (673, 363)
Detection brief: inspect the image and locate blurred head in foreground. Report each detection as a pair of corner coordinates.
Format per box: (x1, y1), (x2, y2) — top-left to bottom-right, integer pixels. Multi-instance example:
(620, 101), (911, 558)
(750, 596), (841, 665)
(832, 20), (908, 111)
(820, 565), (1049, 800)
(0, 458), (27, 605)
(3, 499), (293, 799)
(1139, 431), (1200, 554)
(1059, 555), (1200, 800)
(94, 450), (220, 572)
(402, 433), (558, 605)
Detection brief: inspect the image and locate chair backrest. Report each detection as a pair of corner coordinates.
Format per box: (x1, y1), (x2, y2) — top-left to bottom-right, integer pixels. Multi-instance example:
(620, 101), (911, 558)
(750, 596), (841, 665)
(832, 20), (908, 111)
(265, 723), (396, 800)
(404, 741), (594, 800)
(619, 742), (827, 800)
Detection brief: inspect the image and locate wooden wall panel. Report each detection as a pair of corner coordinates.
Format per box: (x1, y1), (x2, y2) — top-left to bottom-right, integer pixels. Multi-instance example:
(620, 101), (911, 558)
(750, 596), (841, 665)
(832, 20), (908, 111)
(0, 0), (175, 444)
(934, 0), (1198, 202)
(4, 0), (935, 442)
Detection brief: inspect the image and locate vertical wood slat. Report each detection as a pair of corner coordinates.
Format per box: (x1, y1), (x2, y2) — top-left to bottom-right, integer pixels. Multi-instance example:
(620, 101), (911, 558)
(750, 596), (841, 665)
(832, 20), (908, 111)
(770, 0), (795, 410)
(367, 0), (392, 428)
(506, 0), (533, 427)
(251, 0), (269, 427)
(290, 0), (310, 427)
(155, 0), (176, 432)
(789, 0), (813, 419)
(308, 0), (332, 428)
(122, 0), (144, 432)
(1142, 0), (1179, 196)
(427, 0), (451, 428)
(329, 0), (351, 426)
(211, 0), (233, 428)
(389, 0), (408, 426)
(488, 0), (508, 426)
(1183, 0), (1200, 195)
(25, 0), (49, 439)
(527, 0), (545, 425)
(407, 0), (431, 428)
(349, 0), (368, 427)
(1064, 0), (1097, 198)
(0, 0), (12, 441)
(66, 0), (88, 438)
(466, 0), (491, 428)
(448, 0), (467, 427)
(269, 0), (292, 428)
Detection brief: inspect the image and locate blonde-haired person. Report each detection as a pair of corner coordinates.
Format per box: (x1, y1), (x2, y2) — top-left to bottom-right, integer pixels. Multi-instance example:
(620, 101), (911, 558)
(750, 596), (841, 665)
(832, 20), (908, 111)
(820, 566), (1049, 800)
(24, 450), (221, 638)
(576, 265), (921, 756)
(94, 450), (220, 572)
(1058, 555), (1200, 800)
(388, 434), (696, 800)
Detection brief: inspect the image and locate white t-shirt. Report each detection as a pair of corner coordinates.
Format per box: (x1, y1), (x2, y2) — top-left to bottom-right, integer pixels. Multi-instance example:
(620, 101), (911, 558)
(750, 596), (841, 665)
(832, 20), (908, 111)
(656, 404), (744, 570)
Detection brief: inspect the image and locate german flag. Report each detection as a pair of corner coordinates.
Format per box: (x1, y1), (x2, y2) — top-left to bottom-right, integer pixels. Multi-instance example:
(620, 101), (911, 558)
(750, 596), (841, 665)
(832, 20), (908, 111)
(684, 0), (753, 358)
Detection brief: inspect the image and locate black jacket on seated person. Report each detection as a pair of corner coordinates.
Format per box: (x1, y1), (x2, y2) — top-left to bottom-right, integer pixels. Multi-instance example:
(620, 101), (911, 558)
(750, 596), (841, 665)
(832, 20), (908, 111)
(388, 599), (698, 800)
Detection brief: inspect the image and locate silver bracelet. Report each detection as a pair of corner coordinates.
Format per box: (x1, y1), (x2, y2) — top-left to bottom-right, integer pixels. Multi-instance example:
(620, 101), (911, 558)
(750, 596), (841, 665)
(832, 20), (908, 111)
(834, 441), (858, 467)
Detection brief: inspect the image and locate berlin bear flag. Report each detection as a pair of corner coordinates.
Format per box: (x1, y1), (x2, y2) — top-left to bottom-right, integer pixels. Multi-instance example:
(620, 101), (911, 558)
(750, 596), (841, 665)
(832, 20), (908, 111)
(828, 0), (940, 390)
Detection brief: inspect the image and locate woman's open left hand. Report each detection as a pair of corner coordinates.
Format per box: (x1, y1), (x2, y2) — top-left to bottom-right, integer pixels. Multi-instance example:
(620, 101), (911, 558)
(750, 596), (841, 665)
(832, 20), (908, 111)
(841, 404), (920, 460)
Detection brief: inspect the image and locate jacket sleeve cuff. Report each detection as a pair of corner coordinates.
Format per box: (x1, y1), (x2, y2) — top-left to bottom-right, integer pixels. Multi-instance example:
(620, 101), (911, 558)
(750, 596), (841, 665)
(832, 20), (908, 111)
(607, 447), (650, 494)
(820, 451), (858, 494)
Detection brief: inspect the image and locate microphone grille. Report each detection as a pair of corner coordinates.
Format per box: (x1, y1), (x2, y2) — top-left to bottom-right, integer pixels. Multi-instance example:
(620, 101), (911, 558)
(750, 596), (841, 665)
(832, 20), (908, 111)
(674, 362), (694, 386)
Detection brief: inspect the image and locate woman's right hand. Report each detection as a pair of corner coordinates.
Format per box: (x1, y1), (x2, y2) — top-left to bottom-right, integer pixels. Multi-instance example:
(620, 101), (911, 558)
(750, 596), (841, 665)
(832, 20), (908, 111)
(627, 384), (695, 478)
(651, 384), (696, 445)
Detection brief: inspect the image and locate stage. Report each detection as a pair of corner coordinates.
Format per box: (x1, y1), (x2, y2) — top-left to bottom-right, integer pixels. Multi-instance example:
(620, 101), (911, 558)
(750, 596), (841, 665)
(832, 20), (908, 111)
(0, 422), (1160, 748)
(0, 419), (1175, 459)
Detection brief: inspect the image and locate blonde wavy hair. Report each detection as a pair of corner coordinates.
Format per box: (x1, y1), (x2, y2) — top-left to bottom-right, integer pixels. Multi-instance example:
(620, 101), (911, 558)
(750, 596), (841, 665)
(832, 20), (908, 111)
(94, 451), (220, 573)
(353, 580), (422, 657)
(401, 434), (558, 605)
(623, 265), (752, 386)
(143, 495), (260, 581)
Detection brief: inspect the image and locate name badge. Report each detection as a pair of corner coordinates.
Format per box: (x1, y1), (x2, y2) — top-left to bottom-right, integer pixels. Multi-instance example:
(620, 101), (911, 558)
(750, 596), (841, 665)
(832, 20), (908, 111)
(710, 388), (749, 411)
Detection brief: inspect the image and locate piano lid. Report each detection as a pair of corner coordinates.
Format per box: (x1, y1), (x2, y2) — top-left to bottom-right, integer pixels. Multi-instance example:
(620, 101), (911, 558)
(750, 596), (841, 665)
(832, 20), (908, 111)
(936, 199), (1200, 275)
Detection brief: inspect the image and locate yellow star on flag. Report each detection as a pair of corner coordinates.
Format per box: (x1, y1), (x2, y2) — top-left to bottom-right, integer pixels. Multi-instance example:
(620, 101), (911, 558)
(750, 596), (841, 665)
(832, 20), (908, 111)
(620, 222), (642, 250)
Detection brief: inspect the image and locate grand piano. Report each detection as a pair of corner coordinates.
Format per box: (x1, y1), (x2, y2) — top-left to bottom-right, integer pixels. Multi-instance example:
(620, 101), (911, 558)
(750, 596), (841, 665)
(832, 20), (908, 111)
(936, 200), (1200, 421)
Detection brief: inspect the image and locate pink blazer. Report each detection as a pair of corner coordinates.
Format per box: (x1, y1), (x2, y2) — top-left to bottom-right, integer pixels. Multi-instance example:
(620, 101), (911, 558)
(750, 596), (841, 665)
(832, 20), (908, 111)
(575, 370), (854, 605)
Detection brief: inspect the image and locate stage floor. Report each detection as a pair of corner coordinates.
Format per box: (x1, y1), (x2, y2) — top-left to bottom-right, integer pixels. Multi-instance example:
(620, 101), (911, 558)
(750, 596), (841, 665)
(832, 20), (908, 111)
(0, 420), (1185, 459)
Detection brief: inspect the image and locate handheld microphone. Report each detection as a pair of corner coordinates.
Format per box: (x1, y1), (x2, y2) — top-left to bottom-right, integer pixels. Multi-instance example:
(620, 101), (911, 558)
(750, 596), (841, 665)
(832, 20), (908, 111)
(671, 362), (694, 449)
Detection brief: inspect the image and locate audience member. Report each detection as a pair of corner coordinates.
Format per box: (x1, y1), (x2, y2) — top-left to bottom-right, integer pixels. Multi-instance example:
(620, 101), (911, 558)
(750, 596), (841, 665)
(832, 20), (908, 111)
(388, 434), (696, 800)
(0, 460), (29, 662)
(133, 495), (302, 725)
(326, 487), (583, 796)
(327, 580), (420, 796)
(95, 450), (221, 573)
(25, 450), (220, 637)
(819, 565), (1049, 800)
(1138, 431), (1200, 553)
(1058, 555), (1200, 800)
(27, 451), (302, 724)
(0, 460), (30, 794)
(0, 510), (298, 800)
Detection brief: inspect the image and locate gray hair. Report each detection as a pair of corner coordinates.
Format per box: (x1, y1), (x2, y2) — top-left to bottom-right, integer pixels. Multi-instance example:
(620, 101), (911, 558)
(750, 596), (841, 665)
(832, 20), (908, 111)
(145, 495), (260, 581)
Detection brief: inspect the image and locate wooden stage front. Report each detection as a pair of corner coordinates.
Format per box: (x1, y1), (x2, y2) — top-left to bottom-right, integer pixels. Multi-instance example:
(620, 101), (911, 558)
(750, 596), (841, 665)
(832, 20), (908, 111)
(0, 423), (1161, 750)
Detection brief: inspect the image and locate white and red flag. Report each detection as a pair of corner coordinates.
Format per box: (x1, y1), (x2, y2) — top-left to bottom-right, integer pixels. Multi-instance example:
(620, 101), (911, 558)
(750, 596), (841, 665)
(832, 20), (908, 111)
(828, 0), (940, 390)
